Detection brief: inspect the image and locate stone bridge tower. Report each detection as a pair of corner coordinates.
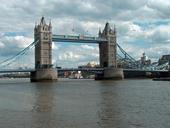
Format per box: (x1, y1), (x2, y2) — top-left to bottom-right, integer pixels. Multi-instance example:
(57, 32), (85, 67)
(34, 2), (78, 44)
(31, 17), (58, 82)
(99, 23), (117, 68)
(97, 23), (124, 80)
(34, 17), (52, 69)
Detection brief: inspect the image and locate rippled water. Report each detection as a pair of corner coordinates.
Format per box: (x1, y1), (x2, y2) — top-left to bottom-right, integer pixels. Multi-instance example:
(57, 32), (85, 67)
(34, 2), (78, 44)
(0, 78), (170, 128)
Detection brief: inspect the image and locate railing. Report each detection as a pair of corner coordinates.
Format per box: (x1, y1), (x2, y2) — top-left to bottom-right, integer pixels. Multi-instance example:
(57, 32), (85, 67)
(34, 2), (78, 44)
(57, 68), (104, 72)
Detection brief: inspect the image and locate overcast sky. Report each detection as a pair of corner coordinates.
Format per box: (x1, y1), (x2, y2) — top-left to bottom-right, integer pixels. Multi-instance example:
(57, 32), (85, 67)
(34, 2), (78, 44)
(0, 0), (170, 68)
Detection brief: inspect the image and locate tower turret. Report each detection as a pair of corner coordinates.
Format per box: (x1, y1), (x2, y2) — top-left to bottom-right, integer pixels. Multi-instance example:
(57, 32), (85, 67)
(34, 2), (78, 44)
(103, 22), (111, 35)
(113, 24), (116, 34)
(98, 28), (102, 37)
(40, 17), (46, 26)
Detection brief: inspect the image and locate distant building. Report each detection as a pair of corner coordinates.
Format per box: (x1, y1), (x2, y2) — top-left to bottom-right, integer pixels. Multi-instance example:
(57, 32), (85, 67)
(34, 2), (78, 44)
(140, 53), (151, 66)
(158, 55), (170, 65)
(78, 62), (99, 68)
(69, 71), (83, 79)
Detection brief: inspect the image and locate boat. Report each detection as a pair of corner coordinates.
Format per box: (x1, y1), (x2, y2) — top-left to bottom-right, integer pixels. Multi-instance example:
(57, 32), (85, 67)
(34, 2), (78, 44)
(153, 77), (170, 81)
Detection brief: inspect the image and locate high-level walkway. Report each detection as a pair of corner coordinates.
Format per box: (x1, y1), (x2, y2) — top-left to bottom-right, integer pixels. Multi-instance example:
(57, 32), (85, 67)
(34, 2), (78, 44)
(52, 35), (107, 43)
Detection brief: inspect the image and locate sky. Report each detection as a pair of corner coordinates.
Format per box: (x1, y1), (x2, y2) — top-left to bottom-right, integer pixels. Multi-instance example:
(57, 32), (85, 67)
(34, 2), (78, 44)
(0, 0), (170, 68)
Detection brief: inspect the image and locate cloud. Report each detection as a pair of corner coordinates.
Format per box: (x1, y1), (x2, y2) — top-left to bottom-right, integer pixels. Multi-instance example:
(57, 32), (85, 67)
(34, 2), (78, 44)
(147, 0), (170, 18)
(52, 42), (59, 50)
(52, 44), (99, 68)
(0, 0), (170, 68)
(0, 42), (5, 48)
(0, 35), (33, 56)
(148, 25), (170, 43)
(0, 32), (5, 37)
(81, 44), (95, 50)
(58, 51), (81, 61)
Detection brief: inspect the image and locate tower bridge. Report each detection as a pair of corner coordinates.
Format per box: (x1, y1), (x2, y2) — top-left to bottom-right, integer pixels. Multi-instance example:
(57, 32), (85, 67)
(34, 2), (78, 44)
(0, 17), (169, 81)
(30, 17), (124, 82)
(52, 35), (107, 43)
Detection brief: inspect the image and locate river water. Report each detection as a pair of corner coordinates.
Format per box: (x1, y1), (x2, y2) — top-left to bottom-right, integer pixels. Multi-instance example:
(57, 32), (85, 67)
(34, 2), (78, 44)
(0, 78), (170, 128)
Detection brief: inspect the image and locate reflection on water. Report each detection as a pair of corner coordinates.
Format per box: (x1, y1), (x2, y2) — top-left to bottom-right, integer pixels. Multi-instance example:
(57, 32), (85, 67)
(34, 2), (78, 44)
(0, 78), (170, 128)
(32, 83), (55, 112)
(31, 83), (56, 128)
(98, 82), (121, 128)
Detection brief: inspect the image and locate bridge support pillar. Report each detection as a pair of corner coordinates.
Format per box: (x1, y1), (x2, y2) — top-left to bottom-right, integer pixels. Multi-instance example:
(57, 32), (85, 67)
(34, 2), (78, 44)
(96, 22), (124, 80)
(30, 68), (58, 82)
(103, 67), (124, 80)
(95, 68), (124, 80)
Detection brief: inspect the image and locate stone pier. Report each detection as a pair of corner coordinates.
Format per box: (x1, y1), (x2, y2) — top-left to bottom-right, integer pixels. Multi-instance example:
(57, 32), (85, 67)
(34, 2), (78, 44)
(30, 68), (58, 82)
(103, 68), (124, 80)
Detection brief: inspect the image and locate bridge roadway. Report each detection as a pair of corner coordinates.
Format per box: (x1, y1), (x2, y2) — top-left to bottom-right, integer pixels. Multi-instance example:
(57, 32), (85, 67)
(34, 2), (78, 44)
(0, 68), (169, 78)
(0, 69), (35, 73)
(0, 68), (168, 73)
(0, 68), (103, 73)
(52, 35), (107, 43)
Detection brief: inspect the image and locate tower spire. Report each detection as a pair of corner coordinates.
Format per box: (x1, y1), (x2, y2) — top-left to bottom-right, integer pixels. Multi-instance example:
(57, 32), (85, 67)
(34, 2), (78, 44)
(104, 22), (111, 35)
(98, 28), (102, 36)
(40, 16), (46, 25)
(113, 24), (116, 34)
(34, 22), (37, 29)
(49, 19), (52, 29)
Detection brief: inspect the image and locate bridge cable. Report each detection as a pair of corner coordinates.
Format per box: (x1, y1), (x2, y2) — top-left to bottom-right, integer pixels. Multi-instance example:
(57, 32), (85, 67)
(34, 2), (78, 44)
(0, 40), (38, 67)
(117, 43), (137, 62)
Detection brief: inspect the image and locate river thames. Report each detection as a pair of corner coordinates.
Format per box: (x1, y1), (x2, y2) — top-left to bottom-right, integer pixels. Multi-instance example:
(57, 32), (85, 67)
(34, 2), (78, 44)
(0, 78), (169, 128)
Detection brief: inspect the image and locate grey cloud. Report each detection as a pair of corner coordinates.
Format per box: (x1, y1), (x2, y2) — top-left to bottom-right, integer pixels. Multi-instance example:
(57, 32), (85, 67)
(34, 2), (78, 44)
(0, 36), (33, 57)
(149, 27), (170, 43)
(147, 0), (170, 19)
(0, 0), (170, 67)
(52, 44), (99, 68)
(0, 0), (169, 34)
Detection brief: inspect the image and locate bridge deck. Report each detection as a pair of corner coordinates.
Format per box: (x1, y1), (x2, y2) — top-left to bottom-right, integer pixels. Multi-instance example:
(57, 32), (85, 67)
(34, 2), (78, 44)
(0, 68), (168, 73)
(52, 35), (107, 43)
(0, 69), (35, 73)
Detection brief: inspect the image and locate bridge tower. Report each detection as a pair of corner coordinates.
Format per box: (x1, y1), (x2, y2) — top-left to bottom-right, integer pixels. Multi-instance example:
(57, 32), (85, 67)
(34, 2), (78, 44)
(97, 23), (124, 80)
(30, 17), (58, 82)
